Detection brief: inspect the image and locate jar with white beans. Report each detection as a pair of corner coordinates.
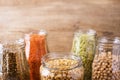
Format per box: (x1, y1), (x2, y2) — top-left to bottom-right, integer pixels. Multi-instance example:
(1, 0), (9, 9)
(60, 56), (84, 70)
(40, 53), (84, 80)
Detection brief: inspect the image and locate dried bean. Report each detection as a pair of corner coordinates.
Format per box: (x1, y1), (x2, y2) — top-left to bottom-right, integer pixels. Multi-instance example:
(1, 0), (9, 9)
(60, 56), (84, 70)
(40, 59), (84, 80)
(92, 52), (120, 80)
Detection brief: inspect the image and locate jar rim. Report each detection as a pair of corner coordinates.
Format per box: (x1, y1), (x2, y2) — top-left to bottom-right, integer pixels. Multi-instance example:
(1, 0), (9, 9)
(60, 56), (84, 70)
(74, 29), (96, 36)
(41, 53), (82, 70)
(98, 37), (120, 44)
(2, 38), (24, 46)
(1, 38), (25, 53)
(25, 29), (47, 36)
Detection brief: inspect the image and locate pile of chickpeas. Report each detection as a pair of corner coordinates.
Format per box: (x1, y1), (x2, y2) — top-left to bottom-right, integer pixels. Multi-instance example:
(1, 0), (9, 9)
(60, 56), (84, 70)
(40, 59), (84, 80)
(92, 52), (120, 80)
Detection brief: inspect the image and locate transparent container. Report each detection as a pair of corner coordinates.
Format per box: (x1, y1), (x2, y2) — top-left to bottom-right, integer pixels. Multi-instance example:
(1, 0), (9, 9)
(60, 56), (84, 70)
(25, 30), (48, 80)
(71, 29), (96, 80)
(2, 39), (30, 80)
(92, 37), (120, 80)
(0, 43), (3, 80)
(40, 53), (84, 80)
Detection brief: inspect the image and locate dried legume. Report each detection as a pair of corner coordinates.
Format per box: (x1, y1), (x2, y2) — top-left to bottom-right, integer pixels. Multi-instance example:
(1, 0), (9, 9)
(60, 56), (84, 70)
(92, 51), (120, 80)
(40, 59), (84, 80)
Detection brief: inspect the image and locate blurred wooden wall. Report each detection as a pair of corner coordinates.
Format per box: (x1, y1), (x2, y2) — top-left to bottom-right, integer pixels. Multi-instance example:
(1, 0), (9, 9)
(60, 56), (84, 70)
(0, 0), (120, 52)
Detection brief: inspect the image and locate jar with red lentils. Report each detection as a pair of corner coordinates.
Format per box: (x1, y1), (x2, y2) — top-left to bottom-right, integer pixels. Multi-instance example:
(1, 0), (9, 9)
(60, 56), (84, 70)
(40, 53), (84, 80)
(92, 37), (120, 80)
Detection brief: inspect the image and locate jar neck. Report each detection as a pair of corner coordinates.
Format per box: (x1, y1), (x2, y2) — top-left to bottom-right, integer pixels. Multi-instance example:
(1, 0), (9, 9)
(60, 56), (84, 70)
(97, 37), (120, 53)
(98, 37), (120, 44)
(74, 29), (96, 36)
(42, 53), (82, 70)
(3, 38), (24, 53)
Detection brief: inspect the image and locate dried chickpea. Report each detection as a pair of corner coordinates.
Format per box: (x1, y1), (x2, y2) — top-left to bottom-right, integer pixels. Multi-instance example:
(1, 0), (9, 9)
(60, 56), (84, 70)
(92, 51), (120, 80)
(40, 59), (84, 80)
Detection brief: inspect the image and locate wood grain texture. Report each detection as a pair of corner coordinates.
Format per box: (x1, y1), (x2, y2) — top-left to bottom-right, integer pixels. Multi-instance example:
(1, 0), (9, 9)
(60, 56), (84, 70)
(0, 0), (120, 52)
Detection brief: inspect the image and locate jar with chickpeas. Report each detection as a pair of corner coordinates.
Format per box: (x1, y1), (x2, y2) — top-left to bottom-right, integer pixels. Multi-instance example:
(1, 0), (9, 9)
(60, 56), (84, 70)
(92, 37), (120, 80)
(40, 53), (84, 80)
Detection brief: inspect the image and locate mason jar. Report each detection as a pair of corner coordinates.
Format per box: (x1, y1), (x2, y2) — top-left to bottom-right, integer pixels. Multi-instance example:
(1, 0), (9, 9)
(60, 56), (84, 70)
(71, 29), (96, 80)
(92, 37), (120, 80)
(2, 39), (30, 80)
(40, 53), (84, 80)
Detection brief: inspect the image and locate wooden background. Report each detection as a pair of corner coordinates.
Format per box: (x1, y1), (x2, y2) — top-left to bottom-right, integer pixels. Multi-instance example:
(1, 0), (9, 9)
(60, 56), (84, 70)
(0, 0), (120, 52)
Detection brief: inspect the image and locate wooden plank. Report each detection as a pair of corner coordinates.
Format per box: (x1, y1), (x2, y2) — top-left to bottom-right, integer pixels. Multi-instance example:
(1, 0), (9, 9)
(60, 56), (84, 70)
(0, 0), (120, 52)
(0, 0), (119, 6)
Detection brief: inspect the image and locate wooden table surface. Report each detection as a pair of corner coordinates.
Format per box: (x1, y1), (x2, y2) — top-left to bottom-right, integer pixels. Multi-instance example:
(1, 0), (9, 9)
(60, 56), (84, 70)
(0, 0), (120, 52)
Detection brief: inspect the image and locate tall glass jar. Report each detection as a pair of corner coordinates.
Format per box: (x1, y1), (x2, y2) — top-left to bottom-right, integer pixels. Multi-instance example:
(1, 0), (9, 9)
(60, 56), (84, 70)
(92, 37), (120, 80)
(2, 39), (30, 80)
(40, 53), (84, 80)
(0, 43), (3, 80)
(71, 29), (96, 80)
(25, 30), (48, 80)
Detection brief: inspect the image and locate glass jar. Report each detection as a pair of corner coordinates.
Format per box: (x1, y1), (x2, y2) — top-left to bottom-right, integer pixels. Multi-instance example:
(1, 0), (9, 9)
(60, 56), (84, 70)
(25, 30), (48, 80)
(2, 39), (30, 80)
(92, 37), (120, 80)
(0, 43), (3, 80)
(71, 29), (96, 80)
(40, 53), (84, 80)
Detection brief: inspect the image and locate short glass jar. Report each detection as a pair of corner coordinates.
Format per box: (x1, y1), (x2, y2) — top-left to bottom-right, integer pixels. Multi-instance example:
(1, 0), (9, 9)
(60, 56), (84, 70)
(40, 53), (84, 80)
(92, 37), (120, 80)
